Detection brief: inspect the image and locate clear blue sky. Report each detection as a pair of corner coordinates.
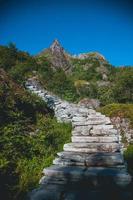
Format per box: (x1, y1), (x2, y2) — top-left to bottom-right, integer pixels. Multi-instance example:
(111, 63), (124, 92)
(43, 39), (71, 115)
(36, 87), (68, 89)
(0, 0), (133, 66)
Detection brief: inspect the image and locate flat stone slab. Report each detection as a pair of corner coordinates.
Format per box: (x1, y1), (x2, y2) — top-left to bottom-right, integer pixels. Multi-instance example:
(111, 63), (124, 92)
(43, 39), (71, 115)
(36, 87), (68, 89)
(90, 128), (118, 136)
(92, 125), (114, 129)
(57, 152), (124, 163)
(43, 166), (131, 188)
(71, 136), (119, 143)
(64, 143), (120, 153)
(72, 120), (111, 126)
(72, 125), (116, 133)
(53, 158), (125, 168)
(72, 116), (88, 122)
(87, 116), (110, 120)
(57, 151), (124, 158)
(54, 152), (124, 167)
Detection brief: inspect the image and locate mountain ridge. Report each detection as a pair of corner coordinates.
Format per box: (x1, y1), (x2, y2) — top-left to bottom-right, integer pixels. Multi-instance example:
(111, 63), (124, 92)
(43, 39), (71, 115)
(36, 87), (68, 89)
(37, 39), (109, 72)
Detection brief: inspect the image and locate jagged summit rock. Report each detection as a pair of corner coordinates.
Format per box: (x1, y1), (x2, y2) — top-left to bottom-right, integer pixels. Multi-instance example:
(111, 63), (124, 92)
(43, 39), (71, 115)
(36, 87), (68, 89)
(38, 39), (72, 71)
(37, 39), (110, 75)
(50, 39), (64, 53)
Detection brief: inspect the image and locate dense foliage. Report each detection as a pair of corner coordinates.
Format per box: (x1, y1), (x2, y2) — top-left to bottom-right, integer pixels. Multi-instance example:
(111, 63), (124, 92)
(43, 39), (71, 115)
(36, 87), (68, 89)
(37, 54), (133, 105)
(0, 69), (71, 199)
(124, 144), (133, 175)
(0, 43), (38, 84)
(98, 103), (133, 128)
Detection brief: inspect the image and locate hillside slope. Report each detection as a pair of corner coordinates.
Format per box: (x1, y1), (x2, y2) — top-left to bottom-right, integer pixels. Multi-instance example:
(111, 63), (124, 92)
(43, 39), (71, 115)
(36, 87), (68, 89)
(0, 69), (71, 200)
(35, 40), (131, 104)
(38, 39), (72, 71)
(0, 42), (133, 199)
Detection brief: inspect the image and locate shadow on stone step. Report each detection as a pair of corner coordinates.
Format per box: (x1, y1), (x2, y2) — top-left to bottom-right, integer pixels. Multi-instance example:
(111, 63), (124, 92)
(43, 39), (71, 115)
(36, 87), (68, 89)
(26, 167), (132, 200)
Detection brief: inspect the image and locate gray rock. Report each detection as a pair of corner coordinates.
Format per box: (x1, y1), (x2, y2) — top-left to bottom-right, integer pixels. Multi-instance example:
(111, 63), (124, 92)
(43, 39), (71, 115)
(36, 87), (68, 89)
(63, 143), (120, 153)
(71, 136), (119, 143)
(43, 165), (131, 188)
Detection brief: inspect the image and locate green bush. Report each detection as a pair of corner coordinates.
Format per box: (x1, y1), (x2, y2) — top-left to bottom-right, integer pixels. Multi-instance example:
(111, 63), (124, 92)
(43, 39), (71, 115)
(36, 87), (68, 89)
(39, 68), (79, 102)
(98, 103), (133, 128)
(0, 110), (71, 200)
(124, 145), (133, 175)
(97, 87), (115, 106)
(112, 67), (133, 103)
(0, 70), (72, 199)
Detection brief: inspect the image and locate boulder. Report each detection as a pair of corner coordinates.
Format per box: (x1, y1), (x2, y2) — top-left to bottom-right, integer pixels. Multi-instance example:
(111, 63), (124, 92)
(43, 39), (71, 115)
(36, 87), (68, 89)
(79, 98), (100, 109)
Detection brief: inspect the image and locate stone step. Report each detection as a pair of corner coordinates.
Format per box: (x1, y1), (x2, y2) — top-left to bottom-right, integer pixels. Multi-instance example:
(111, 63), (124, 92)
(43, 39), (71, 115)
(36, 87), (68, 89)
(57, 151), (124, 158)
(72, 126), (117, 136)
(72, 116), (88, 122)
(92, 125), (114, 129)
(77, 107), (89, 113)
(72, 120), (112, 126)
(88, 109), (97, 114)
(72, 130), (117, 136)
(53, 156), (124, 167)
(57, 152), (124, 166)
(89, 128), (118, 136)
(43, 166), (131, 188)
(31, 181), (133, 200)
(72, 120), (113, 129)
(87, 116), (109, 120)
(73, 113), (88, 117)
(64, 143), (120, 153)
(71, 136), (119, 143)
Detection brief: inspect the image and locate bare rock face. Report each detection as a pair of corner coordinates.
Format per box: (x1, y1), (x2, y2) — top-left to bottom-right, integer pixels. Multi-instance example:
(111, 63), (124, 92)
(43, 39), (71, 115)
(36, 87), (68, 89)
(75, 52), (106, 61)
(111, 116), (133, 147)
(39, 39), (72, 72)
(26, 79), (132, 200)
(50, 39), (63, 53)
(78, 98), (100, 109)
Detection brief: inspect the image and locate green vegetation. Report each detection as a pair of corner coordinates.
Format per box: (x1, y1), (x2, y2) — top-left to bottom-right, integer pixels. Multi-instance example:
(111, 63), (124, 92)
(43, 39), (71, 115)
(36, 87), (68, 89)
(0, 43), (38, 84)
(37, 56), (133, 105)
(98, 103), (133, 128)
(0, 69), (71, 199)
(38, 67), (79, 102)
(124, 145), (133, 175)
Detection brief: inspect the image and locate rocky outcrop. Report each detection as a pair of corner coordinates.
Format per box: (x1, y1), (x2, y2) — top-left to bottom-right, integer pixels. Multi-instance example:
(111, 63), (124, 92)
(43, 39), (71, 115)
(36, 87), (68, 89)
(73, 52), (106, 61)
(38, 39), (72, 72)
(111, 117), (133, 148)
(78, 98), (100, 109)
(26, 79), (132, 200)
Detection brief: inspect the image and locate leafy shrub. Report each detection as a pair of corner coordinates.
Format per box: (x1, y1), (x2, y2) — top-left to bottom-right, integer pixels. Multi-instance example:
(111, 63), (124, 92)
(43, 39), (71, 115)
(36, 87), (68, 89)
(124, 145), (133, 175)
(0, 70), (72, 199)
(97, 87), (115, 106)
(112, 67), (133, 103)
(39, 67), (79, 102)
(98, 103), (133, 128)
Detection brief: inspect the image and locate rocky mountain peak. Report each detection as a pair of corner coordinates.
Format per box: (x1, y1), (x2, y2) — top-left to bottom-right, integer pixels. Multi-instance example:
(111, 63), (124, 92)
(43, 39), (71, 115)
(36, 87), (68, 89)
(38, 39), (108, 73)
(38, 39), (71, 71)
(50, 39), (64, 54)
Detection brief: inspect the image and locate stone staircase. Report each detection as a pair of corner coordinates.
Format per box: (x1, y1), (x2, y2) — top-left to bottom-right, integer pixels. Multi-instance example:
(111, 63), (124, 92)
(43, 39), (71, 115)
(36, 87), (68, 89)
(26, 78), (132, 200)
